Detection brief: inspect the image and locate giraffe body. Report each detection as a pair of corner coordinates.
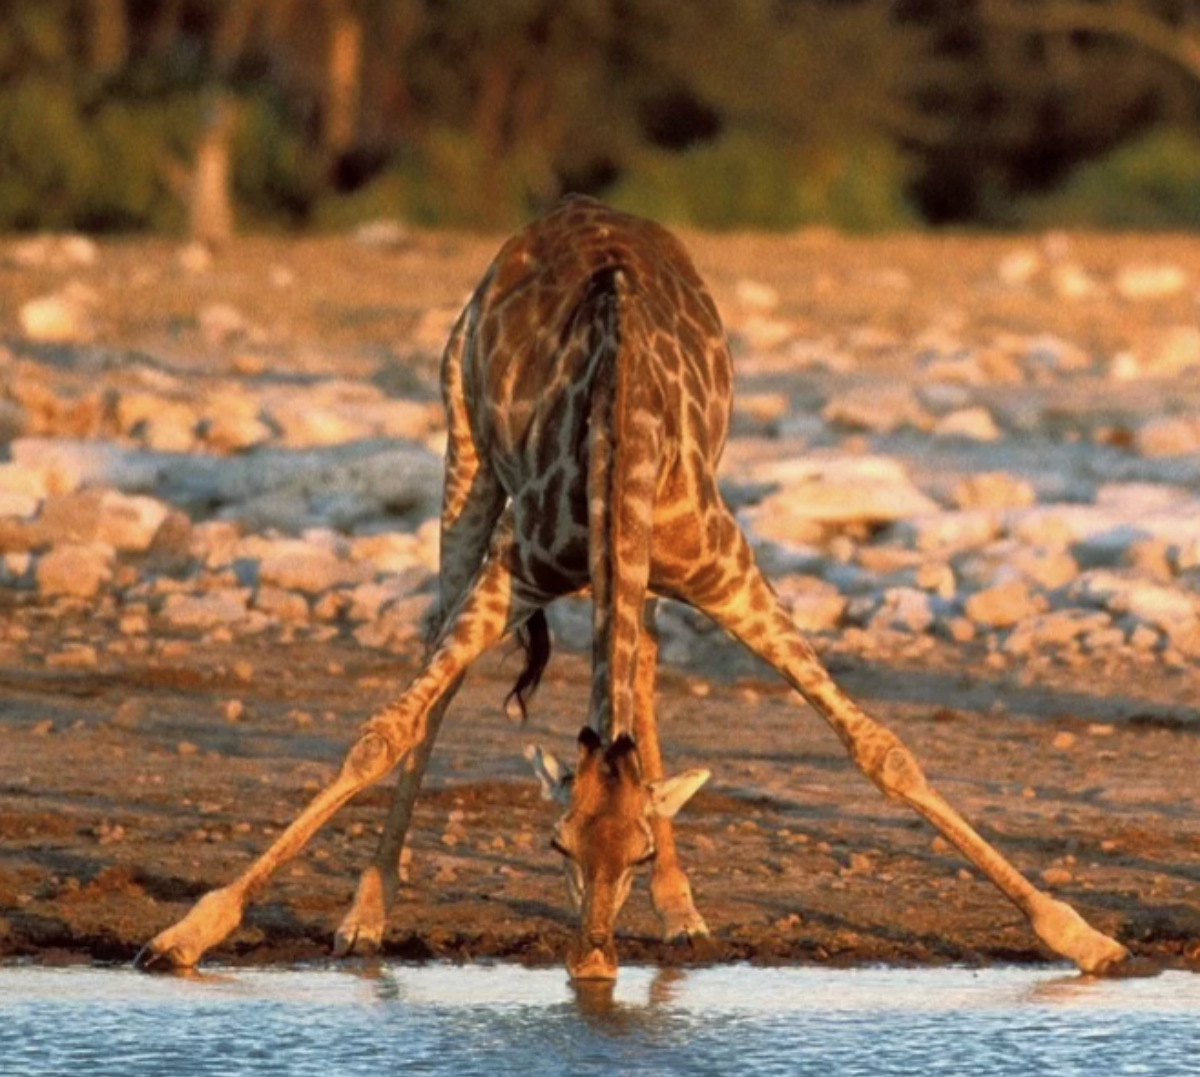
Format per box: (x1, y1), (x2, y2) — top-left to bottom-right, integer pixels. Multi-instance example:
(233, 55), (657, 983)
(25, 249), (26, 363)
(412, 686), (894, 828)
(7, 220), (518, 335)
(137, 198), (1130, 981)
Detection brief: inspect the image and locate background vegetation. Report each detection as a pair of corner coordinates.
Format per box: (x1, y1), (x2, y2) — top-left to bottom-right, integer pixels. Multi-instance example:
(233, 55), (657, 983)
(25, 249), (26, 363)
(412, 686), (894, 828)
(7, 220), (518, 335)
(1, 0), (1199, 233)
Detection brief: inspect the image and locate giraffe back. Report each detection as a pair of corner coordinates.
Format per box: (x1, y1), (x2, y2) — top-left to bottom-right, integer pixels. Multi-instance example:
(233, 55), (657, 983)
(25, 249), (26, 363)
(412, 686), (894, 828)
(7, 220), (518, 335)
(449, 196), (735, 599)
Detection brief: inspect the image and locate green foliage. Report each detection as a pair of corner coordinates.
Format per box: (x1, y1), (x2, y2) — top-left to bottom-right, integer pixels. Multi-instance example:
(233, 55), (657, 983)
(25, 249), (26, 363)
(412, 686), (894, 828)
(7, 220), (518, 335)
(1017, 128), (1200, 230)
(233, 94), (323, 227)
(0, 75), (197, 231)
(609, 131), (916, 232)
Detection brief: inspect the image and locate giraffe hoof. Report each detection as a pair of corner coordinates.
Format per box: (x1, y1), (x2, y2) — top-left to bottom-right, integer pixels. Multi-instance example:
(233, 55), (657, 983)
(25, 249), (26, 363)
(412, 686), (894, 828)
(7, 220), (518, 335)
(133, 942), (182, 972)
(333, 921), (384, 958)
(658, 907), (710, 944)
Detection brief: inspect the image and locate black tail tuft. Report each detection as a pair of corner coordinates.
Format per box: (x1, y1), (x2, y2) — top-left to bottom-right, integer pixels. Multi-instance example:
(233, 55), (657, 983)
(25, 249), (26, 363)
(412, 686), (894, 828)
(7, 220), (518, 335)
(505, 610), (551, 722)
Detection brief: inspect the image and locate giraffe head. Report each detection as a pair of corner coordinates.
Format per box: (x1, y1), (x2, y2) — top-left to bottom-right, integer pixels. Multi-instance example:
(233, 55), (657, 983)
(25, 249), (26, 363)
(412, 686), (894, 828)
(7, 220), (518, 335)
(527, 728), (709, 980)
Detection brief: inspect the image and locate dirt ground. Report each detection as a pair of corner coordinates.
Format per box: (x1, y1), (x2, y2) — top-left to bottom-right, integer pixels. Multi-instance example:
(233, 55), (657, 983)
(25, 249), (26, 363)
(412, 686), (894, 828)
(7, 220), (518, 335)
(2, 225), (1200, 973)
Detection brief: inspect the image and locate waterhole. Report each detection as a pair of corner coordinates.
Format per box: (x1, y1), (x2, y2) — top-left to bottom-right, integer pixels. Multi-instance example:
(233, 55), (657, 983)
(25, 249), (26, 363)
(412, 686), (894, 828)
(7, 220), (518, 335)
(2, 965), (1197, 1076)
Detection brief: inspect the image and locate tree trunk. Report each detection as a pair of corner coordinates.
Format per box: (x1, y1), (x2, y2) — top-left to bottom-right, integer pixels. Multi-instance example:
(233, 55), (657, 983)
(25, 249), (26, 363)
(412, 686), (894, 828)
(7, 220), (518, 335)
(324, 2), (363, 158)
(190, 92), (238, 246)
(87, 0), (130, 78)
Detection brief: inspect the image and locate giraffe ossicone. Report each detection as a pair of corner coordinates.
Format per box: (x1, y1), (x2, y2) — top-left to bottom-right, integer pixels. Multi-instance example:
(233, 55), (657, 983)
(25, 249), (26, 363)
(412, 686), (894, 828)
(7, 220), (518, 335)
(136, 196), (1130, 980)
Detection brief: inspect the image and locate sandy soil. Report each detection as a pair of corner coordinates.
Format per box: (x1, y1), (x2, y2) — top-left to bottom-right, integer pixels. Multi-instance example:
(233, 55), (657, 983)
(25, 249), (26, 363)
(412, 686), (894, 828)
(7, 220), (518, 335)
(2, 226), (1200, 972)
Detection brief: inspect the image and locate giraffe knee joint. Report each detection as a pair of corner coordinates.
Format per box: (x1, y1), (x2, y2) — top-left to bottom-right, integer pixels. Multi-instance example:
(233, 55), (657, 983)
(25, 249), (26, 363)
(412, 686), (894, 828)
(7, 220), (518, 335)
(341, 731), (398, 787)
(865, 741), (929, 801)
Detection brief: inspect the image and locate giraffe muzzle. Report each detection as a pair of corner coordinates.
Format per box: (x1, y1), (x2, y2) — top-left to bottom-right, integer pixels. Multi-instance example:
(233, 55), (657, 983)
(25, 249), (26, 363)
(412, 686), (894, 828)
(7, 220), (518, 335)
(566, 935), (618, 981)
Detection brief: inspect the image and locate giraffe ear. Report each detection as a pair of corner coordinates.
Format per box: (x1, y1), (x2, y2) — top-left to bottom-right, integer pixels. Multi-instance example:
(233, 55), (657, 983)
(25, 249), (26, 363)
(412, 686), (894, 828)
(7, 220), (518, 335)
(524, 744), (573, 804)
(645, 768), (710, 819)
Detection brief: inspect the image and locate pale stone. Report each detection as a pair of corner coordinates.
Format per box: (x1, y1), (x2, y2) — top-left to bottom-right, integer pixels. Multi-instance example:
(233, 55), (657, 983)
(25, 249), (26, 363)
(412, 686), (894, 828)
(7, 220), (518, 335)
(36, 542), (114, 598)
(964, 579), (1041, 629)
(1050, 263), (1099, 300)
(932, 407), (1000, 441)
(1021, 335), (1092, 375)
(1067, 570), (1197, 631)
(258, 541), (367, 594)
(893, 511), (999, 554)
(199, 303), (249, 346)
(870, 588), (935, 634)
(10, 234), (98, 269)
(822, 384), (930, 435)
(0, 490), (39, 517)
(1136, 415), (1200, 458)
(96, 491), (171, 552)
(353, 219), (411, 248)
(735, 279), (780, 312)
(774, 575), (846, 633)
(19, 293), (93, 343)
(744, 456), (938, 535)
(1114, 264), (1188, 301)
(161, 590), (250, 629)
(1003, 610), (1112, 656)
(952, 473), (1035, 511)
(1144, 326), (1200, 376)
(735, 313), (795, 352)
(997, 249), (1041, 286)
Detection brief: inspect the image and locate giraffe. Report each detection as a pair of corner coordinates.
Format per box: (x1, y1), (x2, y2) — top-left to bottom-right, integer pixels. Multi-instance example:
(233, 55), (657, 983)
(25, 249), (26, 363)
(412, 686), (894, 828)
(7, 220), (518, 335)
(136, 196), (1130, 980)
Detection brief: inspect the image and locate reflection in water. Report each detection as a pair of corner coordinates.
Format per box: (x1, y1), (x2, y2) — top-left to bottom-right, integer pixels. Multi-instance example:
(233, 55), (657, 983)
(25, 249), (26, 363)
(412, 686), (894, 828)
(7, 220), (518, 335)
(569, 967), (687, 1031)
(1, 965), (1199, 1077)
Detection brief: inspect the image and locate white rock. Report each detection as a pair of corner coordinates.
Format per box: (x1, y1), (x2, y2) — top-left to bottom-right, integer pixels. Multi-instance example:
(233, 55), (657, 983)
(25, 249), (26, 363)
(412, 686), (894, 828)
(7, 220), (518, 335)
(997, 249), (1041, 286)
(258, 541), (368, 593)
(1135, 415), (1200, 458)
(1115, 264), (1188, 301)
(743, 456), (939, 534)
(1050, 263), (1100, 300)
(9, 234), (98, 268)
(933, 406), (1001, 441)
(870, 588), (935, 634)
(1144, 326), (1200, 376)
(735, 313), (795, 352)
(952, 473), (1035, 511)
(116, 393), (198, 452)
(822, 384), (930, 435)
(1021, 334), (1092, 375)
(36, 542), (114, 598)
(94, 492), (171, 552)
(19, 292), (94, 343)
(774, 575), (846, 633)
(199, 303), (249, 346)
(1067, 571), (1196, 632)
(735, 279), (780, 312)
(1003, 610), (1112, 656)
(353, 219), (411, 248)
(0, 489), (38, 517)
(964, 579), (1041, 628)
(893, 510), (999, 554)
(161, 591), (250, 629)
(11, 438), (167, 494)
(177, 242), (213, 274)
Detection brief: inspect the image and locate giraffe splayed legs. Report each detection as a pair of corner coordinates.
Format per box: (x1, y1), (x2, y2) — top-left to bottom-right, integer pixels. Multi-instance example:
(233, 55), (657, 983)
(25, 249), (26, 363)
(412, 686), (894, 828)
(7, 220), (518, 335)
(138, 196), (1129, 979)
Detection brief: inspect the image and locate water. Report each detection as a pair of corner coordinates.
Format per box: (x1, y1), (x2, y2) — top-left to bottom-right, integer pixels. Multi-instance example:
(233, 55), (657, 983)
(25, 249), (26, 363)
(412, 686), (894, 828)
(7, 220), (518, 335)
(2, 964), (1198, 1077)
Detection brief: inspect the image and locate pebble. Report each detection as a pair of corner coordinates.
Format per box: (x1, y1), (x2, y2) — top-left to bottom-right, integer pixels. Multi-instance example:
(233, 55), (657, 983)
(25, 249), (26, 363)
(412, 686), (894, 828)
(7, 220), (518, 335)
(964, 579), (1041, 629)
(1114, 264), (1188, 301)
(160, 591), (250, 629)
(36, 543), (114, 598)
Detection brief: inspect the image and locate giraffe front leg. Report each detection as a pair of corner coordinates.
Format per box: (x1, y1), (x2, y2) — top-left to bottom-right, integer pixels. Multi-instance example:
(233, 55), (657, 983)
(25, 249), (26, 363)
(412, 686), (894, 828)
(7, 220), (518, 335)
(687, 518), (1129, 975)
(634, 600), (708, 942)
(138, 535), (529, 970)
(333, 680), (461, 956)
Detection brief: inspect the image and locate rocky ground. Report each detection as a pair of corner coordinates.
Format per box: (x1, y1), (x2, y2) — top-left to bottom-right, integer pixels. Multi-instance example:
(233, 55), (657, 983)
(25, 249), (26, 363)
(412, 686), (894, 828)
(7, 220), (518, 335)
(2, 223), (1200, 972)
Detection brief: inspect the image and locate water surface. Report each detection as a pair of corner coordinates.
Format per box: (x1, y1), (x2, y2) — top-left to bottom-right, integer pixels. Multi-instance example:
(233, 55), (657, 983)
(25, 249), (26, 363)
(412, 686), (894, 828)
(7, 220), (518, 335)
(3, 964), (1198, 1076)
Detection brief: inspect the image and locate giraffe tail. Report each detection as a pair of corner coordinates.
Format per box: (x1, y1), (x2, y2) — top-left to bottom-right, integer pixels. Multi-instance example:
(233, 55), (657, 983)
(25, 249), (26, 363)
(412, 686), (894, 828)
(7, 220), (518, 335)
(504, 609), (550, 722)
